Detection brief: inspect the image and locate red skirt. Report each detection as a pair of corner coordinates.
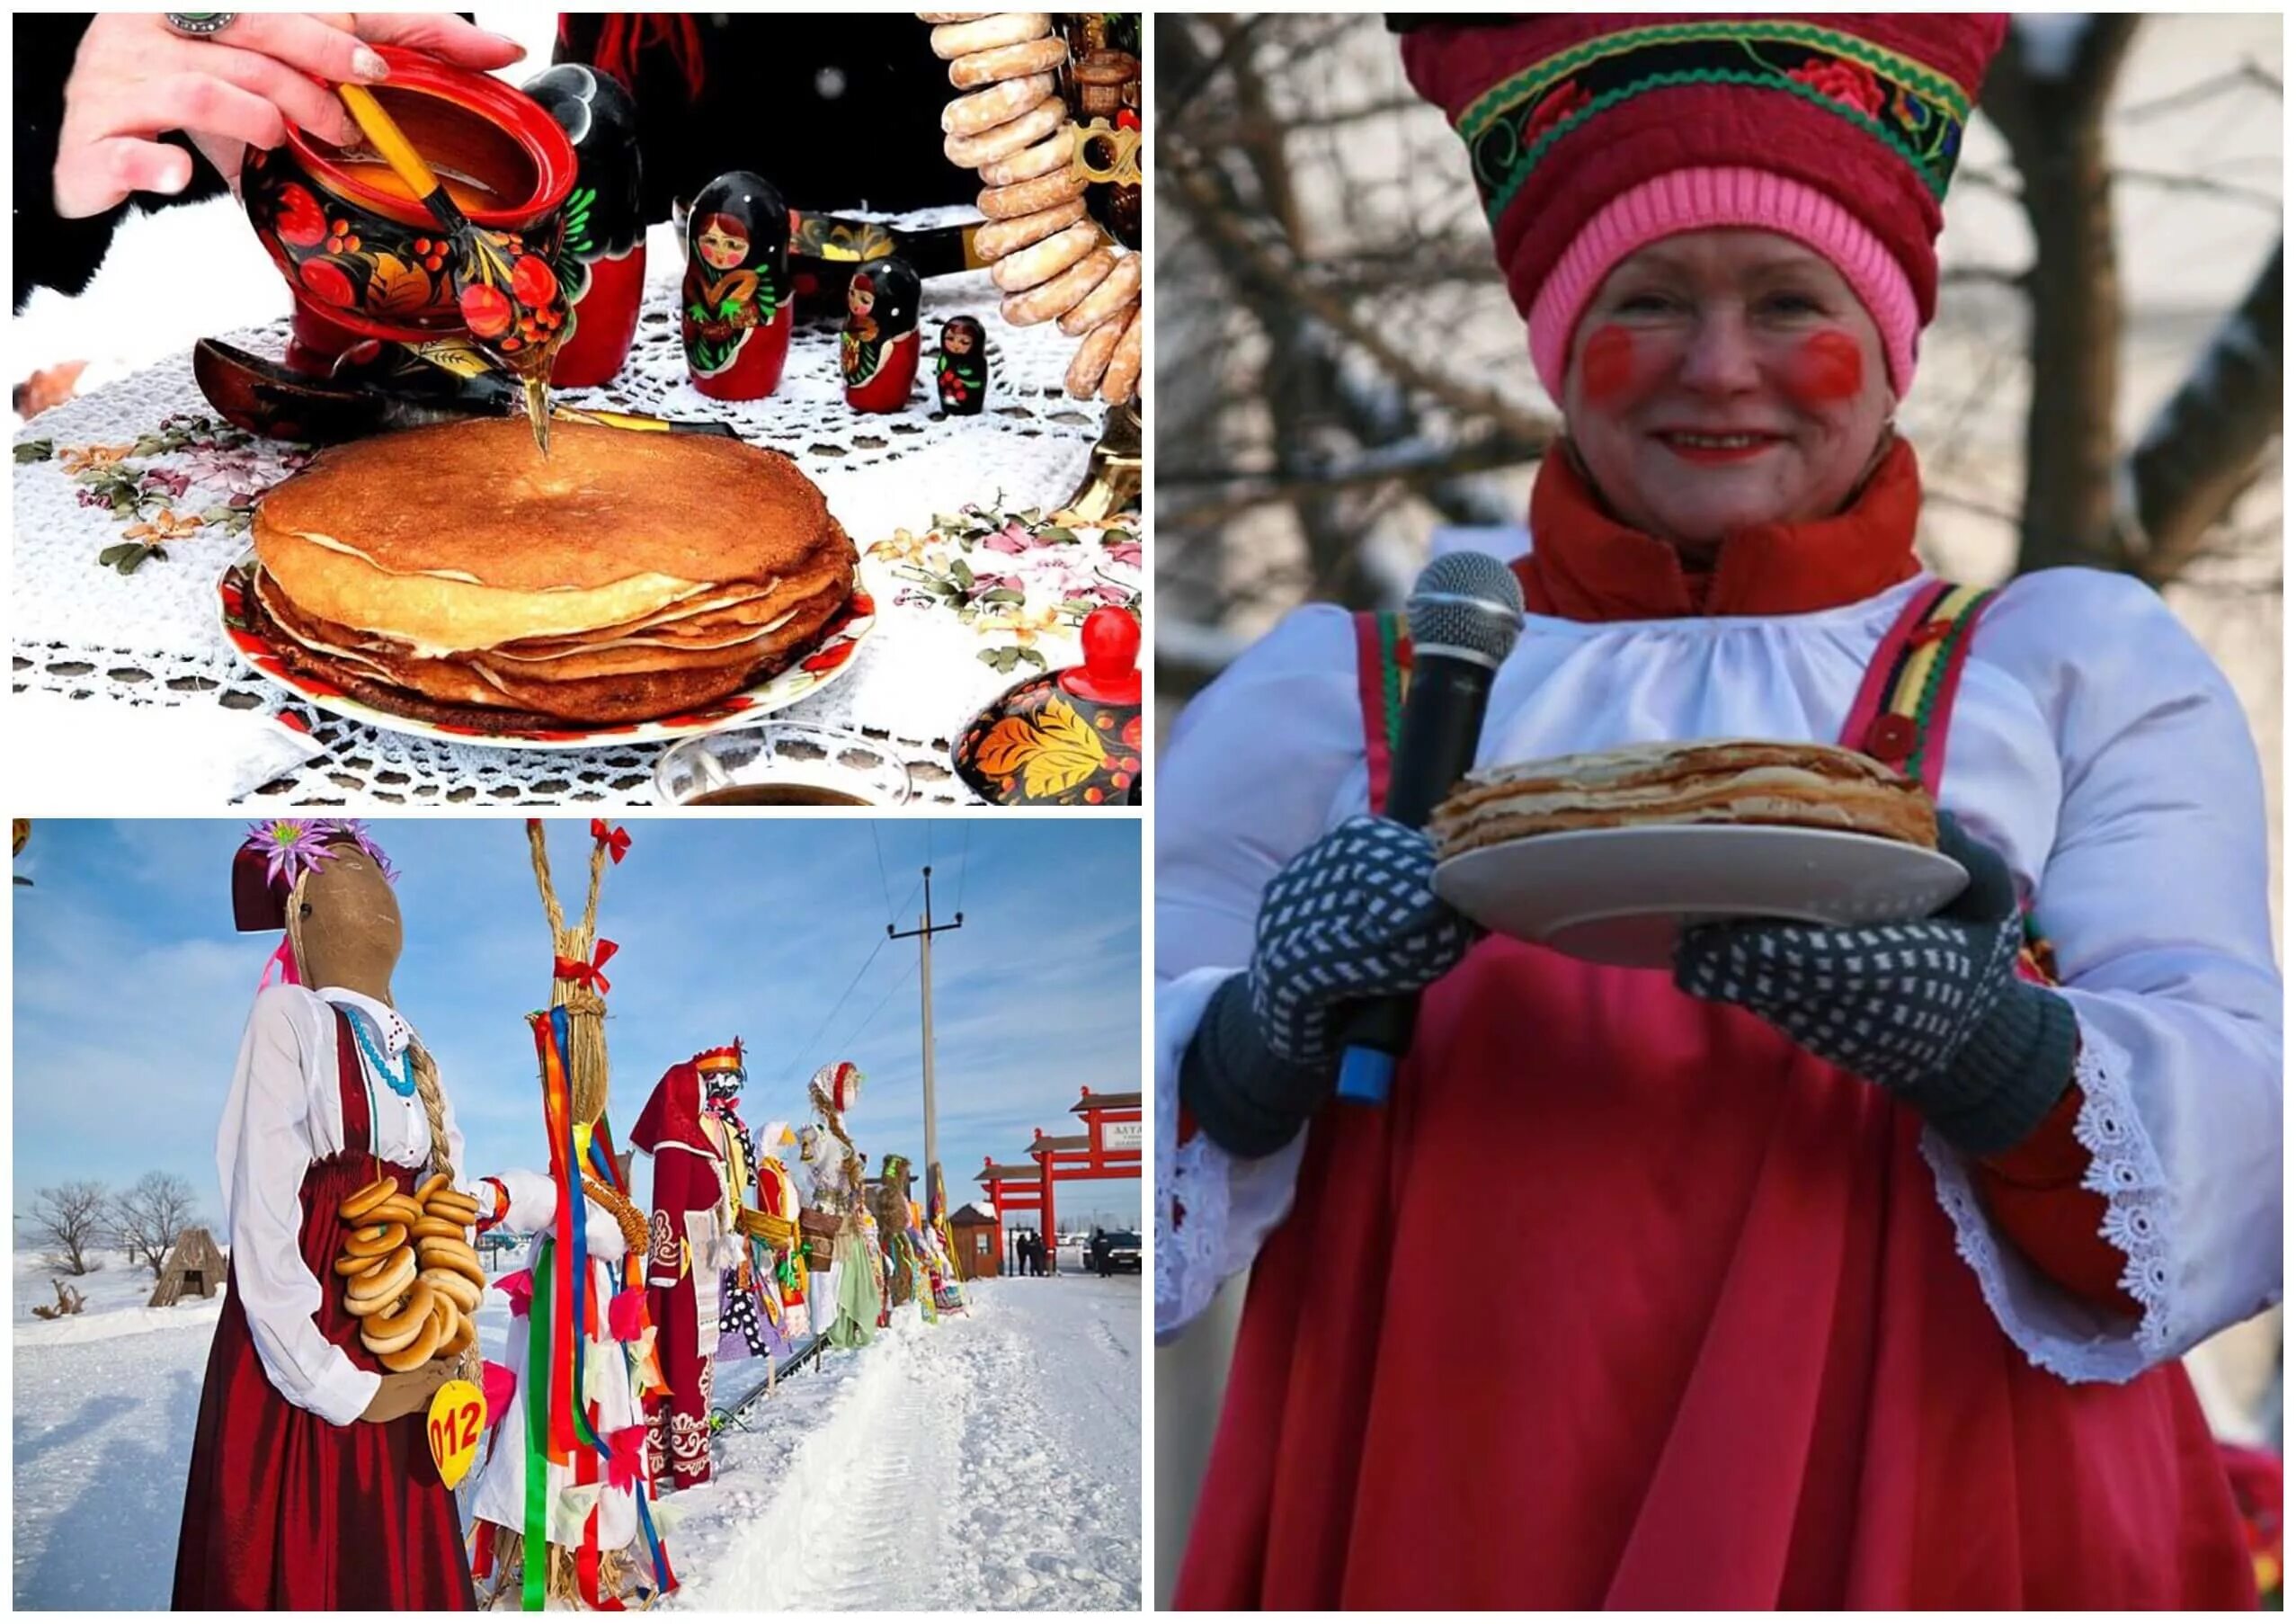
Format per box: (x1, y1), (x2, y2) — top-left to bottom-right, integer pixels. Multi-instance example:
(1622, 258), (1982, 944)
(172, 1153), (476, 1610)
(1175, 941), (2256, 1609)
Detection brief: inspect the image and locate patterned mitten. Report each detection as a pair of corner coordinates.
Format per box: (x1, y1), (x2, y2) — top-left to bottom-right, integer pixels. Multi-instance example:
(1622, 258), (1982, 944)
(1673, 811), (2078, 1156)
(1181, 816), (1480, 1157)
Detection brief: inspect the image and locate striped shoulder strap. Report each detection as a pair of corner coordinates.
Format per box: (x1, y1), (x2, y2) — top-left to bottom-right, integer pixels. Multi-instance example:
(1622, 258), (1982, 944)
(1838, 580), (1994, 796)
(1353, 611), (1411, 816)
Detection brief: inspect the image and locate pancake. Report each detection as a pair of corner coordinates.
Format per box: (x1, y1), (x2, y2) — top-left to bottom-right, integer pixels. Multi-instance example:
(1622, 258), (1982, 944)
(249, 418), (858, 727)
(1432, 739), (1937, 860)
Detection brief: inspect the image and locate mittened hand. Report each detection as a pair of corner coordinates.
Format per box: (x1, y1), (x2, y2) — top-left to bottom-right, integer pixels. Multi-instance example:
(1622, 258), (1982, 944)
(1248, 815), (1482, 1071)
(1674, 811), (2078, 1156)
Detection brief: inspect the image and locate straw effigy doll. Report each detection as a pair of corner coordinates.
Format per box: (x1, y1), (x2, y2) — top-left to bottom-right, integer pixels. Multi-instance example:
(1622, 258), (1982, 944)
(468, 819), (676, 1611)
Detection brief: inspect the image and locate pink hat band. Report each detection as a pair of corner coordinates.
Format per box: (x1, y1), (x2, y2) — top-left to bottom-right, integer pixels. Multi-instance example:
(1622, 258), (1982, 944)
(1527, 165), (1922, 403)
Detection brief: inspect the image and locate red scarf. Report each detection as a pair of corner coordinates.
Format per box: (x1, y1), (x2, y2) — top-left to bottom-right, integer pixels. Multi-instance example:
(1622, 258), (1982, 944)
(1517, 436), (1924, 621)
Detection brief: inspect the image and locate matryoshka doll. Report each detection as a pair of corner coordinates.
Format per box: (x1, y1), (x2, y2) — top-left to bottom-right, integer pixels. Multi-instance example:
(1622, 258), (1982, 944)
(934, 316), (989, 416)
(527, 65), (646, 389)
(841, 256), (921, 415)
(682, 171), (793, 400)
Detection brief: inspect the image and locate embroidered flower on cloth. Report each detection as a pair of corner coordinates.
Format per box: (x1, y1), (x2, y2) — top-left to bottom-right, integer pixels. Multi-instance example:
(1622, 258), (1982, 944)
(1789, 57), (1887, 119)
(1522, 79), (1594, 145)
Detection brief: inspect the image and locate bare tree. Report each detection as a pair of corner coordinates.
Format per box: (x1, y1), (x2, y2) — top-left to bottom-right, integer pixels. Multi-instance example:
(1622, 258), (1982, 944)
(29, 1180), (111, 1276)
(111, 1171), (203, 1279)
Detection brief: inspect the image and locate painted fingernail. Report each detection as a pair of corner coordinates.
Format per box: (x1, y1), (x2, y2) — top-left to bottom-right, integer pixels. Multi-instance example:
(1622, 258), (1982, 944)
(353, 46), (390, 81)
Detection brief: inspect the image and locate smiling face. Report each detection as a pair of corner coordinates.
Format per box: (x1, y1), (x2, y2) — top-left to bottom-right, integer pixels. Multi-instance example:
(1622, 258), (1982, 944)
(1561, 229), (1895, 552)
(698, 219), (749, 271)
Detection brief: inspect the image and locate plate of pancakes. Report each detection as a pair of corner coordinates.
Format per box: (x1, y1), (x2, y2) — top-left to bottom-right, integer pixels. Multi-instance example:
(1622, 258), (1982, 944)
(1429, 739), (1969, 968)
(218, 418), (875, 746)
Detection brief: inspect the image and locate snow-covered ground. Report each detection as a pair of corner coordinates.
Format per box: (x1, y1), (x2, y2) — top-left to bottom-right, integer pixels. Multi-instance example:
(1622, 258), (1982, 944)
(14, 1252), (1140, 1611)
(666, 1275), (1140, 1612)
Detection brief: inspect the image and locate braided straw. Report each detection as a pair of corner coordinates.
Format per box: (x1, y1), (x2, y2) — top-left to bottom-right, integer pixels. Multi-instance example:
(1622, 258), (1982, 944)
(529, 822), (610, 1125)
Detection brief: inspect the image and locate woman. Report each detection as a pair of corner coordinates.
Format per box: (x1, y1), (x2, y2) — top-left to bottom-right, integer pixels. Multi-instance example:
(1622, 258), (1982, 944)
(1159, 14), (2281, 1610)
(174, 819), (476, 1609)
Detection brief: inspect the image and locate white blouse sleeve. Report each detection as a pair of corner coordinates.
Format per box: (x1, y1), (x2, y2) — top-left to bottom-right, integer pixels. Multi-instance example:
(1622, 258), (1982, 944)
(217, 986), (379, 1428)
(491, 1169), (563, 1234)
(1155, 605), (1367, 1340)
(1920, 568), (2283, 1382)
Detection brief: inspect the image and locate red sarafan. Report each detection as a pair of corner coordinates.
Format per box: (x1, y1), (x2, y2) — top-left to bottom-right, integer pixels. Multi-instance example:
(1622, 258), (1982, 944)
(1784, 330), (1865, 406)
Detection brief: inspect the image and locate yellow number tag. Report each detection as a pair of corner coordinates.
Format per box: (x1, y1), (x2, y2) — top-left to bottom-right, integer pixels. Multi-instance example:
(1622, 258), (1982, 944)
(426, 1379), (486, 1490)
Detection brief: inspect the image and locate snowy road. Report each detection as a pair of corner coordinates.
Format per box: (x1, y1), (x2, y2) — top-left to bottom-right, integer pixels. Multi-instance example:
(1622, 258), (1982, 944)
(669, 1274), (1141, 1611)
(13, 1263), (1140, 1611)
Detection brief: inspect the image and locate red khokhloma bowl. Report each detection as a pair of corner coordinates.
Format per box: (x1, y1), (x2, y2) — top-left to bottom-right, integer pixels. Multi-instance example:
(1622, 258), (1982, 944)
(241, 45), (576, 370)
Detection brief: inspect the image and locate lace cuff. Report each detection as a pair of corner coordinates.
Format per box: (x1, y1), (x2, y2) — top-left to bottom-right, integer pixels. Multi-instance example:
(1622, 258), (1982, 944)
(1156, 966), (1312, 1340)
(1919, 1012), (2171, 1382)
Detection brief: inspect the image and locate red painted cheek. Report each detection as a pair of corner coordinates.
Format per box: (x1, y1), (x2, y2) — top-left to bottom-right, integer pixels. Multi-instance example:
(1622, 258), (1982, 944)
(1784, 331), (1865, 407)
(1579, 324), (1638, 406)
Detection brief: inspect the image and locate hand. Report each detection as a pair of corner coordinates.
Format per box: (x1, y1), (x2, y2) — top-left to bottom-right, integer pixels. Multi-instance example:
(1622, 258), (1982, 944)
(359, 1355), (458, 1423)
(1674, 811), (2078, 1156)
(1181, 816), (1480, 1158)
(54, 13), (526, 219)
(1249, 814), (1480, 1070)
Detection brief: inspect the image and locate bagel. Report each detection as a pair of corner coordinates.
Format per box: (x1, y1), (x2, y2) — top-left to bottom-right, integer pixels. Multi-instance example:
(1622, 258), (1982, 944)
(337, 1178), (397, 1222)
(944, 96), (1065, 171)
(414, 1172), (452, 1204)
(942, 71), (1054, 136)
(974, 198), (1089, 264)
(420, 1265), (483, 1314)
(361, 1280), (437, 1352)
(343, 1250), (417, 1312)
(978, 166), (1087, 222)
(425, 1190), (483, 1219)
(918, 13), (990, 22)
(991, 220), (1100, 293)
(979, 125), (1076, 189)
(949, 35), (1067, 89)
(419, 1240), (488, 1289)
(366, 1197), (425, 1229)
(930, 13), (1050, 59)
(335, 1246), (393, 1277)
(436, 1302), (476, 1358)
(378, 1312), (444, 1371)
(1064, 309), (1126, 397)
(1002, 246), (1115, 327)
(1060, 253), (1139, 335)
(1100, 306), (1143, 404)
(412, 1215), (468, 1242)
(343, 1220), (407, 1259)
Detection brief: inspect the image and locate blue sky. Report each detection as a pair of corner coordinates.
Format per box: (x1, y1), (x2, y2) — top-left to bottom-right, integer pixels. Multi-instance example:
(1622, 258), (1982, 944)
(14, 818), (1143, 1238)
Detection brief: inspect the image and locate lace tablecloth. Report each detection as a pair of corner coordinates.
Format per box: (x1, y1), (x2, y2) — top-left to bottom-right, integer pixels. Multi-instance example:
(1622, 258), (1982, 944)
(12, 225), (1117, 807)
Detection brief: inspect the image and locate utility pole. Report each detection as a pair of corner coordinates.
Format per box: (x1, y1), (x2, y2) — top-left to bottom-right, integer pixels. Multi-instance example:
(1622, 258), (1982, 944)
(888, 865), (963, 1191)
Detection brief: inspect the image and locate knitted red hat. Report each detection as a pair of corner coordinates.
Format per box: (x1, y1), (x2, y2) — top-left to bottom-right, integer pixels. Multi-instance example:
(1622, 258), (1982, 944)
(1399, 14), (2007, 398)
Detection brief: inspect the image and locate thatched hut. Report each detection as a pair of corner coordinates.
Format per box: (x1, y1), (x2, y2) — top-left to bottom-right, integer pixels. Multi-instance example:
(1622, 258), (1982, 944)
(149, 1227), (227, 1307)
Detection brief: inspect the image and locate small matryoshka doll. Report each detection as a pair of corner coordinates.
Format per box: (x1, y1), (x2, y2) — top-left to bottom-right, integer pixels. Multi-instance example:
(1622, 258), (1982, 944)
(683, 171), (793, 400)
(934, 316), (989, 416)
(527, 65), (646, 389)
(841, 256), (921, 415)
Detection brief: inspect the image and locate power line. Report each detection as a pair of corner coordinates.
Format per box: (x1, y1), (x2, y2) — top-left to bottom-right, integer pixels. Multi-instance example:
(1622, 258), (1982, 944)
(869, 823), (894, 924)
(833, 952), (920, 1060)
(776, 932), (887, 1092)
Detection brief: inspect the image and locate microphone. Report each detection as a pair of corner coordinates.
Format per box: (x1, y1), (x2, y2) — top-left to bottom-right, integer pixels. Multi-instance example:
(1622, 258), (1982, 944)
(1335, 550), (1526, 1105)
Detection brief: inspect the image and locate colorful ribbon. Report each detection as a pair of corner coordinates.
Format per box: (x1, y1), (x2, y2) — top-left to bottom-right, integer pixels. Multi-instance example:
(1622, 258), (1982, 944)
(553, 938), (619, 995)
(591, 818), (632, 864)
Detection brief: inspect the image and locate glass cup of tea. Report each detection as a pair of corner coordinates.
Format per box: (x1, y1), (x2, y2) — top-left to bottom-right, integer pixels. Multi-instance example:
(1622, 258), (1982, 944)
(654, 723), (914, 807)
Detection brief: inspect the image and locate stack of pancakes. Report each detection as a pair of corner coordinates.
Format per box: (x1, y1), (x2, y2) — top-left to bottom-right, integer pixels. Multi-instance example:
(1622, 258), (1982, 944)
(249, 418), (857, 730)
(1432, 740), (1938, 861)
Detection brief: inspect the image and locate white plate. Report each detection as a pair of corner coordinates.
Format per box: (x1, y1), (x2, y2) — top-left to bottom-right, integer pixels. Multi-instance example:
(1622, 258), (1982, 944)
(218, 550), (876, 750)
(1434, 824), (1969, 969)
